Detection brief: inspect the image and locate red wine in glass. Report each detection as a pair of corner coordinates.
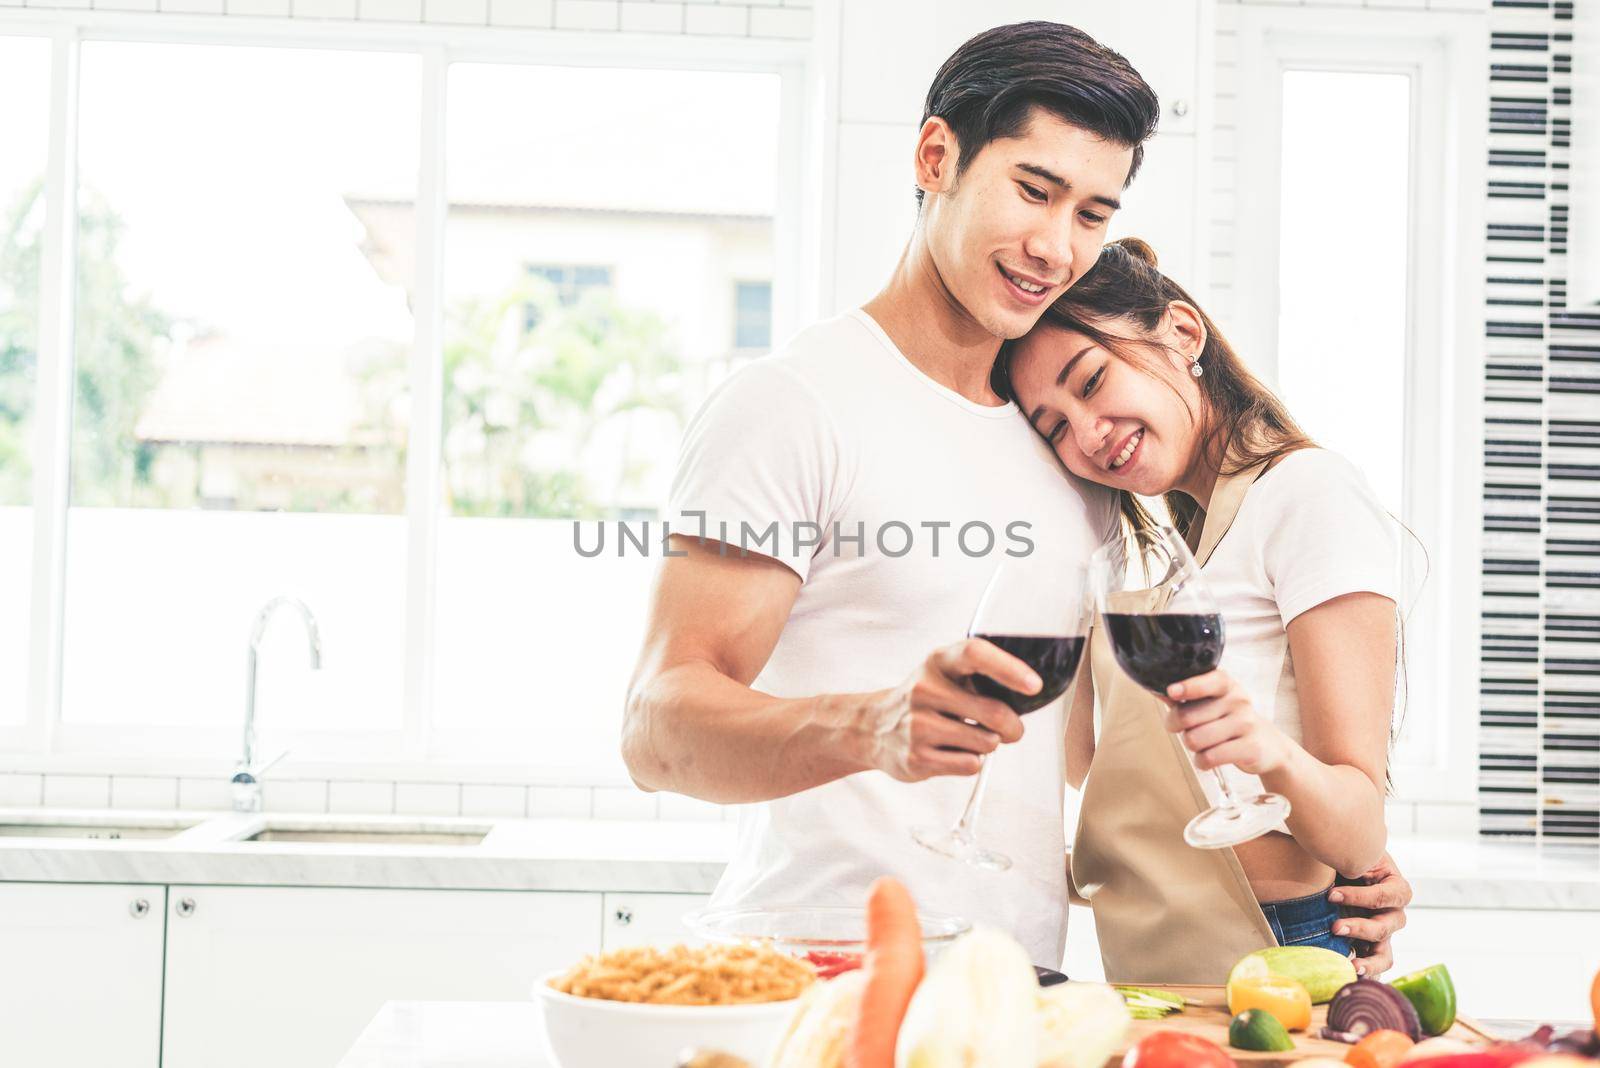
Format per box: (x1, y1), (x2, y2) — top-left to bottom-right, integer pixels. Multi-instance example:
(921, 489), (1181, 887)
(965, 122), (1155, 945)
(911, 553), (1089, 872)
(1090, 527), (1290, 850)
(969, 634), (1087, 715)
(1098, 613), (1224, 694)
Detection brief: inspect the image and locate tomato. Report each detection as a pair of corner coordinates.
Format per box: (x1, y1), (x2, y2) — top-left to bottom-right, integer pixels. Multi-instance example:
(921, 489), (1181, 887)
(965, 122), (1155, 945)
(800, 950), (862, 979)
(1122, 1031), (1237, 1068)
(1345, 1029), (1414, 1068)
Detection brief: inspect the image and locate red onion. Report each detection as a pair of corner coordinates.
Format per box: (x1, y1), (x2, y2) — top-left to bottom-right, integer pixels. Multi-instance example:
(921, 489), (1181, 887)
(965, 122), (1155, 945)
(1324, 979), (1422, 1043)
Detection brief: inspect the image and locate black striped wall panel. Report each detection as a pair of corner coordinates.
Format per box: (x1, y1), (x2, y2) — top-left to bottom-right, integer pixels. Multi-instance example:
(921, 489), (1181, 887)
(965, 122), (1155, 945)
(1480, 0), (1598, 841)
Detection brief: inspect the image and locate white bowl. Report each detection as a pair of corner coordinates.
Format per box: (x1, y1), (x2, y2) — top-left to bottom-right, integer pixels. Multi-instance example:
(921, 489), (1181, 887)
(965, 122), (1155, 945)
(535, 971), (801, 1068)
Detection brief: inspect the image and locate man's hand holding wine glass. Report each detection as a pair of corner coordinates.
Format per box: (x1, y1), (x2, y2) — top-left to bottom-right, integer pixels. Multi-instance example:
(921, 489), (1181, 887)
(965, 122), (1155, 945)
(1162, 668), (1295, 777)
(866, 639), (1033, 783)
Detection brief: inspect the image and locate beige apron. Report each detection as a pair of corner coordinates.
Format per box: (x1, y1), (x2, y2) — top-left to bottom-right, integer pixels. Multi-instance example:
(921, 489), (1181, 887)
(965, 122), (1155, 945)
(1069, 461), (1278, 984)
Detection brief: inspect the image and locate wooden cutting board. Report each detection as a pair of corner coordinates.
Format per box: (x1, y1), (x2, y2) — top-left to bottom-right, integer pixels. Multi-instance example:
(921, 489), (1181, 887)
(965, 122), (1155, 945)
(1105, 985), (1497, 1066)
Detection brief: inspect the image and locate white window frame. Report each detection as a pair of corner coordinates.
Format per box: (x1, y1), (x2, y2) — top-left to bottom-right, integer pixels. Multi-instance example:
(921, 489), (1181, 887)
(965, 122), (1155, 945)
(1234, 7), (1487, 802)
(0, 9), (818, 783)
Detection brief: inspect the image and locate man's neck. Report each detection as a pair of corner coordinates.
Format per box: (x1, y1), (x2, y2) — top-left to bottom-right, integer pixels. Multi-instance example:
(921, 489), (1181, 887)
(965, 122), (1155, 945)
(861, 231), (1007, 406)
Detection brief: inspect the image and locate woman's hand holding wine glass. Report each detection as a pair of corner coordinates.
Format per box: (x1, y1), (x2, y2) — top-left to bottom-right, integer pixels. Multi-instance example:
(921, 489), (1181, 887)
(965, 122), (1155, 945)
(1162, 668), (1294, 777)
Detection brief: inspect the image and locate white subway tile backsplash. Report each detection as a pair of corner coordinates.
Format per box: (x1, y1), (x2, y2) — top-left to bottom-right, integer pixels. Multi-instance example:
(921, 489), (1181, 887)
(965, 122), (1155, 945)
(291, 0), (358, 15)
(359, 0), (420, 18)
(159, 0), (225, 11)
(226, 0), (291, 14)
(178, 777), (233, 811)
(1384, 800), (1417, 835)
(619, 0), (680, 32)
(43, 775), (112, 809)
(462, 783), (527, 817)
(1416, 803), (1478, 836)
(328, 780), (396, 814)
(748, 5), (806, 37)
(529, 786), (592, 817)
(554, 0), (616, 29)
(489, 0), (551, 26)
(94, 0), (161, 10)
(0, 773), (44, 806)
(425, 0), (485, 22)
(683, 3), (744, 35)
(111, 776), (179, 810)
(395, 781), (462, 816)
(657, 792), (723, 822)
(593, 785), (659, 820)
(262, 779), (329, 813)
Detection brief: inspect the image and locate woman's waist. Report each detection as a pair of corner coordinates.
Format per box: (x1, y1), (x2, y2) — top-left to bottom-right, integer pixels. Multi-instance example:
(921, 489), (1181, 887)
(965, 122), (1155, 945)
(1237, 831), (1335, 903)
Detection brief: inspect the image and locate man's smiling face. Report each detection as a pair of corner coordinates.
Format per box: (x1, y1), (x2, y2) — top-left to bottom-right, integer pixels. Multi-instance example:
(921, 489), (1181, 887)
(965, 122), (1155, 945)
(921, 108), (1134, 341)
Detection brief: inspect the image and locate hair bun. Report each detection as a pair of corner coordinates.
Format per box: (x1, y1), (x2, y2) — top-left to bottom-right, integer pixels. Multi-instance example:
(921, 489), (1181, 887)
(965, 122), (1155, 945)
(1113, 237), (1159, 269)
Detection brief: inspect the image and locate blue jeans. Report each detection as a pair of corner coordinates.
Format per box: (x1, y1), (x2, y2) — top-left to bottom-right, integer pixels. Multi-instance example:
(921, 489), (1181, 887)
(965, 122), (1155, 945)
(1258, 885), (1354, 957)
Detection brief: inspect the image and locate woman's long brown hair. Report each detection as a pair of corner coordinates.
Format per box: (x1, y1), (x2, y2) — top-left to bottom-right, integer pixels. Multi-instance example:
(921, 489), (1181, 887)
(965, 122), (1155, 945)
(994, 236), (1318, 542)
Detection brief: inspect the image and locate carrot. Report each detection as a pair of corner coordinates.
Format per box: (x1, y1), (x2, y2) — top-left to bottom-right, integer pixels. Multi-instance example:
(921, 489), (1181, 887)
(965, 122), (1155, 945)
(846, 877), (925, 1068)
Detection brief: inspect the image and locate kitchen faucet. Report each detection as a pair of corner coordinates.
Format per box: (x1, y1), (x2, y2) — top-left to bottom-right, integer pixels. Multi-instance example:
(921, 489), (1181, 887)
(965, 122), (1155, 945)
(232, 596), (322, 813)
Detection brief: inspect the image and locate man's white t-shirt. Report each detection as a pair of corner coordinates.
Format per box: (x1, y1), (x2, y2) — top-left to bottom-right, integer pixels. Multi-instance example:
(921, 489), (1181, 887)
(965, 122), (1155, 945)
(1196, 449), (1401, 827)
(668, 309), (1116, 966)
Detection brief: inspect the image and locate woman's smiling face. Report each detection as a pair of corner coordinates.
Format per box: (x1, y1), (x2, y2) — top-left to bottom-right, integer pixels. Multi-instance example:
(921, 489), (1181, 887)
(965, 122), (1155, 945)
(1007, 305), (1208, 497)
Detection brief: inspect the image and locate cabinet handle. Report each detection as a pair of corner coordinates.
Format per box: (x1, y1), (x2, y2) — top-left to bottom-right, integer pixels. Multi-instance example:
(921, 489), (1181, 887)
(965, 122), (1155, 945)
(614, 907), (633, 927)
(1170, 98), (1190, 118)
(129, 898), (150, 919)
(176, 896), (197, 918)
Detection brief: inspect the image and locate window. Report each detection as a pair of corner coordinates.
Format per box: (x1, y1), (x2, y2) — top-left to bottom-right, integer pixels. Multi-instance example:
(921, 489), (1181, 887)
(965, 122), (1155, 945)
(432, 62), (782, 767)
(734, 280), (772, 350)
(59, 42), (419, 737)
(0, 36), (50, 728)
(1235, 9), (1485, 799)
(7, 23), (801, 773)
(522, 264), (613, 332)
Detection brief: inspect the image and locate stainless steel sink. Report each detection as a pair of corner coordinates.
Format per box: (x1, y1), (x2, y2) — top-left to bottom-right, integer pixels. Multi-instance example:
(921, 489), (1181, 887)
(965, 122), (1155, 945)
(0, 819), (195, 841)
(243, 827), (487, 846)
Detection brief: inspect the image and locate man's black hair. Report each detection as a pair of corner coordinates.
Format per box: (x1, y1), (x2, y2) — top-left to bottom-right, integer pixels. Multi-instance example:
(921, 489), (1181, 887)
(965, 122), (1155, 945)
(918, 21), (1161, 204)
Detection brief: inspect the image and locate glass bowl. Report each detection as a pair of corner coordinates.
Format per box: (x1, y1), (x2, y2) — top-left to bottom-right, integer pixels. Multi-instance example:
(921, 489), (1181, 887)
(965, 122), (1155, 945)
(684, 904), (971, 976)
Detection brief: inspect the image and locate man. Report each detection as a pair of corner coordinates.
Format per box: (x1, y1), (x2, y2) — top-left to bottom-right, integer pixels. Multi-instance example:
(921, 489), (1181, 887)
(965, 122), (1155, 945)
(623, 21), (1411, 971)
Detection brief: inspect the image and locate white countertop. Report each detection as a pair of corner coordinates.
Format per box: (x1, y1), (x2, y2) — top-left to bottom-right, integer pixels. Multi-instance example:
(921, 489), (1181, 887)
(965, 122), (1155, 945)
(338, 1002), (548, 1068)
(334, 1001), (1567, 1068)
(0, 807), (1595, 909)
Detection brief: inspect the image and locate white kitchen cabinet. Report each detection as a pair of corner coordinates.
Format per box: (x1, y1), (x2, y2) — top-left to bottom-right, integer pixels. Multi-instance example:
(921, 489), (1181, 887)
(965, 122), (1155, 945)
(601, 892), (713, 951)
(0, 882), (165, 1068)
(1389, 907), (1600, 1024)
(1108, 133), (1201, 289)
(160, 885), (599, 1068)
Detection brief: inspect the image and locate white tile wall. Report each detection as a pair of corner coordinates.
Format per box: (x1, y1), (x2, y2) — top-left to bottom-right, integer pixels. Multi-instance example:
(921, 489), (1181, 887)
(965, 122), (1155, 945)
(395, 781), (462, 816)
(260, 779), (329, 813)
(591, 785), (659, 819)
(178, 776), (233, 811)
(328, 779), (396, 814)
(554, 0), (616, 30)
(461, 783), (527, 817)
(8, 0), (811, 38)
(110, 775), (179, 810)
(528, 785), (593, 817)
(0, 773), (44, 807)
(657, 792), (724, 821)
(42, 775), (112, 808)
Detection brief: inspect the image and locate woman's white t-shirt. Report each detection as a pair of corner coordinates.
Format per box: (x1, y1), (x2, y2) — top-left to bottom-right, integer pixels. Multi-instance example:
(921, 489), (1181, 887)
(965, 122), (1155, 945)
(1195, 449), (1401, 820)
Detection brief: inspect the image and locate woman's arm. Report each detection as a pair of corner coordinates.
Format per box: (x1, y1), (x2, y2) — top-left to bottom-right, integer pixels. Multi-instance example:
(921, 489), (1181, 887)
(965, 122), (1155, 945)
(1266, 591), (1394, 876)
(1164, 591), (1393, 877)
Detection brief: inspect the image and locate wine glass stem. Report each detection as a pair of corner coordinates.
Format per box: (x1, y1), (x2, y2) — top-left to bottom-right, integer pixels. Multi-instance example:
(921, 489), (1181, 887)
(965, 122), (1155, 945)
(952, 754), (995, 841)
(1211, 767), (1243, 810)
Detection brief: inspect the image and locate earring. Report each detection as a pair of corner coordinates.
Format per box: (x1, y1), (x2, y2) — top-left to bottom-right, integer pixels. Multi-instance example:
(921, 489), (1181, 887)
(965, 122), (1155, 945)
(1189, 354), (1204, 378)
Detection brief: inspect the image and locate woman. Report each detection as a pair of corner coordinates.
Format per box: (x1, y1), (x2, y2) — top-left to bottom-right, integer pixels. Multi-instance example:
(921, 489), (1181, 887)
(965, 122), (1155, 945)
(999, 237), (1401, 979)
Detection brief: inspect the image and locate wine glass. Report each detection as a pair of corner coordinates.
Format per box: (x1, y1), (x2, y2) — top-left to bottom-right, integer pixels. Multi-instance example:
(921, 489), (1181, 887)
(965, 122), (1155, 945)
(1088, 526), (1290, 849)
(911, 549), (1089, 871)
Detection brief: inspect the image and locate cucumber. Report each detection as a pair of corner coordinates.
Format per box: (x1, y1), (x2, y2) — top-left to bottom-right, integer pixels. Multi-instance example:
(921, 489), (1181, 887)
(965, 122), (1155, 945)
(1229, 1009), (1296, 1052)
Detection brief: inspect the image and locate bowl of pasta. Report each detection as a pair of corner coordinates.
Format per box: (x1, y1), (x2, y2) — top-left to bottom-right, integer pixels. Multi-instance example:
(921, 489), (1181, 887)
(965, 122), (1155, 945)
(535, 942), (815, 1068)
